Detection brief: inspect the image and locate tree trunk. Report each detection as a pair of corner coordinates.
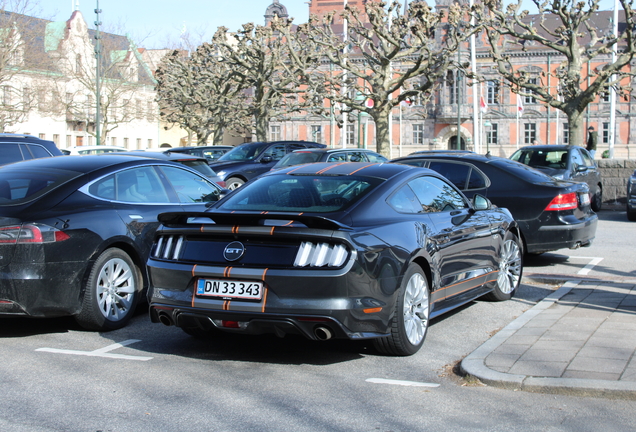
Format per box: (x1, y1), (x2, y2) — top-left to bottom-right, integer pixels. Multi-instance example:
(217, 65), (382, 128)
(372, 108), (391, 158)
(567, 110), (585, 148)
(255, 115), (268, 142)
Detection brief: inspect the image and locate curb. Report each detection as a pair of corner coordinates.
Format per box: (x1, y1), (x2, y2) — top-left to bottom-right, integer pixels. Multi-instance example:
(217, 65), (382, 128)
(460, 280), (636, 400)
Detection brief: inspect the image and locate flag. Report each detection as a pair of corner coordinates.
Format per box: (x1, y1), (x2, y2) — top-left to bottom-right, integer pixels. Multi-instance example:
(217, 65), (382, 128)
(479, 95), (488, 113)
(517, 95), (524, 116)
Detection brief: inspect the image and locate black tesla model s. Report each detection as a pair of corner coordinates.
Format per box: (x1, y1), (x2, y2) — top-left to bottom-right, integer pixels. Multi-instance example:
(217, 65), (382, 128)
(0, 155), (223, 331)
(147, 162), (522, 356)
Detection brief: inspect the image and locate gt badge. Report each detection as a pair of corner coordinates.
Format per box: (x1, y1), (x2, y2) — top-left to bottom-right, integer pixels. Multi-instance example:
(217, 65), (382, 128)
(223, 241), (245, 261)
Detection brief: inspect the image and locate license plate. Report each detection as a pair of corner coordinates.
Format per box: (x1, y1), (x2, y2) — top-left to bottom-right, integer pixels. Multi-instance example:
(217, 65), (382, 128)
(196, 279), (263, 300)
(581, 193), (591, 206)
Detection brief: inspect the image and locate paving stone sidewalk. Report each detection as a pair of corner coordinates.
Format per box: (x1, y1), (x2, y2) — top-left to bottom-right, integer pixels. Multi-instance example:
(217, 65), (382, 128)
(461, 279), (636, 400)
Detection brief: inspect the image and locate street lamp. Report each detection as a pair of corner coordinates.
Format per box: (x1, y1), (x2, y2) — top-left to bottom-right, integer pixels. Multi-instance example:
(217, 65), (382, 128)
(94, 0), (102, 146)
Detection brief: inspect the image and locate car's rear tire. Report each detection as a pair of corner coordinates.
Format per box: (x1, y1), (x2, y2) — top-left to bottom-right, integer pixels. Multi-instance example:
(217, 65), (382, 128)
(226, 177), (245, 190)
(484, 231), (523, 301)
(75, 248), (140, 331)
(591, 186), (603, 212)
(628, 204), (636, 221)
(374, 263), (429, 356)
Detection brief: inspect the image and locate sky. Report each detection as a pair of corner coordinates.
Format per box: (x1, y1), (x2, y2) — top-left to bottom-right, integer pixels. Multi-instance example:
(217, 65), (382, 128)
(35, 0), (619, 49)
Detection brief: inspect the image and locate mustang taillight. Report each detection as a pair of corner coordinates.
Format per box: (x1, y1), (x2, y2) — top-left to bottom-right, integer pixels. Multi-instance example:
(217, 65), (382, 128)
(0, 224), (70, 244)
(294, 242), (348, 267)
(545, 192), (578, 211)
(153, 235), (185, 260)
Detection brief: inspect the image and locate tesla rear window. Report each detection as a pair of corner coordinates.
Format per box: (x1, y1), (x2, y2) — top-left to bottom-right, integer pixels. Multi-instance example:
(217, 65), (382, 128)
(219, 175), (382, 213)
(0, 167), (81, 205)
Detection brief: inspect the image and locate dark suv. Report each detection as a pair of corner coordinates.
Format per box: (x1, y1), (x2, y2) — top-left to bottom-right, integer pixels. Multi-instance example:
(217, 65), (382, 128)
(0, 134), (64, 165)
(168, 145), (234, 163)
(210, 140), (326, 189)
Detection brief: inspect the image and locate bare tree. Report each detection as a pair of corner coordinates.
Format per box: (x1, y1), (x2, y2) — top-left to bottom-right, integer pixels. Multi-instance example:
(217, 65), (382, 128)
(213, 19), (325, 141)
(475, 0), (636, 147)
(155, 45), (251, 145)
(49, 22), (157, 144)
(294, 1), (475, 157)
(0, 0), (47, 132)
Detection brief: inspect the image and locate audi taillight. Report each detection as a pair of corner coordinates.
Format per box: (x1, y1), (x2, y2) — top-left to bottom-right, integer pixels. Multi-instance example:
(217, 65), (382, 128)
(545, 193), (578, 211)
(0, 223), (70, 244)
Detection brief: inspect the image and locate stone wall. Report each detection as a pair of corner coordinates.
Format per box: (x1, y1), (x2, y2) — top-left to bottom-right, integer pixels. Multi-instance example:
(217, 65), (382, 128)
(597, 159), (636, 204)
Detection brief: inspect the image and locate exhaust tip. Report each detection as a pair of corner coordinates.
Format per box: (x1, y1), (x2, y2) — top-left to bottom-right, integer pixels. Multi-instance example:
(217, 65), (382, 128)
(314, 326), (333, 341)
(158, 313), (174, 326)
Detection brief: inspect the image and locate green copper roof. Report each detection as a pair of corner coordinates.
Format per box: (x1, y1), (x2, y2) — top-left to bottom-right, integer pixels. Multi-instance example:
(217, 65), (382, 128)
(44, 21), (66, 52)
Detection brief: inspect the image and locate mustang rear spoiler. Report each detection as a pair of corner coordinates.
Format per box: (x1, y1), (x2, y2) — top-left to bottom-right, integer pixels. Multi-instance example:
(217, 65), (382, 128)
(158, 211), (351, 231)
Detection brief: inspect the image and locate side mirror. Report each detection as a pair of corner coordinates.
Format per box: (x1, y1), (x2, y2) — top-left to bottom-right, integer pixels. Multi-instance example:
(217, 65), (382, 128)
(472, 194), (492, 211)
(575, 165), (588, 173)
(261, 155), (273, 163)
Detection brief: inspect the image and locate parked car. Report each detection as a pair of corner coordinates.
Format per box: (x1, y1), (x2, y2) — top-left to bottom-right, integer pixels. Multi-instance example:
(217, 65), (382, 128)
(510, 145), (603, 211)
(271, 148), (387, 171)
(627, 169), (636, 221)
(391, 152), (598, 254)
(62, 145), (127, 155)
(0, 134), (64, 165)
(124, 150), (226, 188)
(168, 145), (234, 163)
(146, 162), (522, 356)
(0, 155), (223, 331)
(210, 141), (326, 190)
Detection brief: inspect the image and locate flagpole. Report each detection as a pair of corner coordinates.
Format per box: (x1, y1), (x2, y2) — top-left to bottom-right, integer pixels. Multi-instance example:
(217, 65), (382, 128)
(342, 0), (348, 149)
(470, 0), (479, 153)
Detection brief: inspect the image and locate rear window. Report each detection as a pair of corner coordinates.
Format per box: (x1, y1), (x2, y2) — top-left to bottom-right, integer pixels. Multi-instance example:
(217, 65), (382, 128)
(279, 152), (322, 167)
(177, 160), (217, 177)
(217, 143), (268, 162)
(0, 167), (81, 205)
(219, 174), (382, 213)
(0, 143), (25, 165)
(489, 158), (557, 183)
(511, 149), (568, 169)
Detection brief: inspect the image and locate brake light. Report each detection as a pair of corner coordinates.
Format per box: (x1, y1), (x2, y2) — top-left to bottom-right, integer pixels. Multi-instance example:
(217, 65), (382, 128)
(294, 242), (349, 267)
(0, 224), (70, 244)
(216, 181), (226, 188)
(545, 193), (578, 211)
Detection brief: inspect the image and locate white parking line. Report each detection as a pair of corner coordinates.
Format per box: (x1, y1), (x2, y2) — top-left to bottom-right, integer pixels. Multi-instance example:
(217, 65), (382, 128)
(366, 378), (440, 388)
(36, 339), (153, 361)
(567, 256), (604, 275)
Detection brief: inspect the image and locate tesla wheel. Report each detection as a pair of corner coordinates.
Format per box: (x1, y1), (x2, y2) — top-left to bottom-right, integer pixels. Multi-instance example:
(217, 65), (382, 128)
(485, 231), (523, 302)
(226, 177), (245, 190)
(591, 187), (603, 212)
(374, 263), (430, 356)
(75, 248), (140, 331)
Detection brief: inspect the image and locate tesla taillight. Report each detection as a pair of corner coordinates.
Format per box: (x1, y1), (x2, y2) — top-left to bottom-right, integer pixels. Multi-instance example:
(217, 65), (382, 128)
(545, 193), (578, 211)
(0, 223), (70, 244)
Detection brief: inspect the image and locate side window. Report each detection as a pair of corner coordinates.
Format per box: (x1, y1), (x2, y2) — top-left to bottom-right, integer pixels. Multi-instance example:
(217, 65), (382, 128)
(408, 176), (467, 213)
(264, 144), (286, 161)
(90, 167), (170, 203)
(160, 166), (220, 204)
(347, 151), (365, 162)
(0, 143), (25, 164)
(428, 161), (471, 190)
(570, 149), (584, 169)
(581, 149), (595, 167)
(365, 152), (388, 163)
(387, 184), (421, 213)
(27, 144), (52, 159)
(327, 152), (347, 162)
(19, 144), (33, 160)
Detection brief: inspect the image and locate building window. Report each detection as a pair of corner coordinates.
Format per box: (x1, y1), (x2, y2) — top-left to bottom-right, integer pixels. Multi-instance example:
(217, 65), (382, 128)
(88, 136), (93, 146)
(563, 123), (569, 144)
(111, 137), (117, 146)
(66, 135), (71, 146)
(39, 133), (45, 139)
(2, 86), (10, 105)
(524, 78), (537, 104)
(147, 139), (152, 148)
(124, 137), (129, 148)
(524, 123), (536, 144)
(311, 125), (322, 143)
(346, 124), (355, 146)
(486, 123), (498, 145)
(447, 71), (459, 105)
(23, 86), (30, 106)
(147, 101), (154, 120)
(486, 80), (499, 105)
(136, 99), (142, 119)
(136, 138), (142, 149)
(53, 134), (59, 144)
(270, 125), (281, 141)
(602, 122), (610, 144)
(601, 91), (610, 103)
(413, 124), (425, 145)
(76, 54), (82, 73)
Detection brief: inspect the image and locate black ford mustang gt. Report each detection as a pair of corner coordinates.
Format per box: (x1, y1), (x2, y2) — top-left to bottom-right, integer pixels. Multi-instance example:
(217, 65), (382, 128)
(147, 162), (522, 356)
